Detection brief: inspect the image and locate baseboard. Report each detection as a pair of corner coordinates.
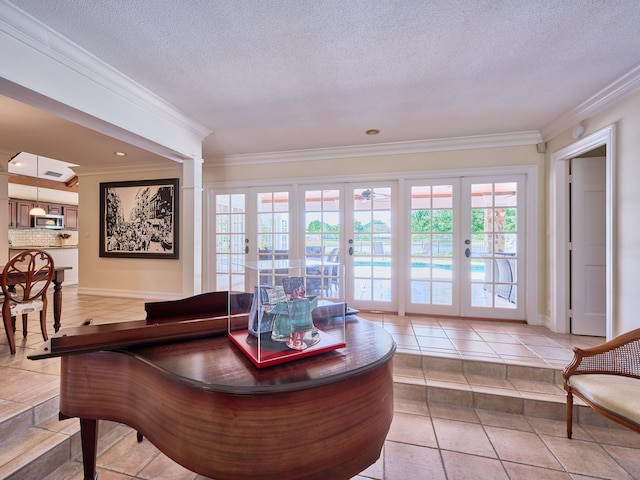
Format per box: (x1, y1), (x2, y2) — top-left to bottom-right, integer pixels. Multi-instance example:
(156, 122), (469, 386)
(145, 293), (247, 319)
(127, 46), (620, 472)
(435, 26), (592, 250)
(75, 287), (183, 301)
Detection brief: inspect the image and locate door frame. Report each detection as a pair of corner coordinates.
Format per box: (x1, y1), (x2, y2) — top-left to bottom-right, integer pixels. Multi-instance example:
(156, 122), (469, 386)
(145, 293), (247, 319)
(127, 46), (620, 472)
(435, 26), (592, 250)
(550, 124), (616, 339)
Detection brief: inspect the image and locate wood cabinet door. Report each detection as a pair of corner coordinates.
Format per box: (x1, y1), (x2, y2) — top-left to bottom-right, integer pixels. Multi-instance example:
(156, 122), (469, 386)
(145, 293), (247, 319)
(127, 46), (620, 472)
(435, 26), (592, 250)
(8, 200), (16, 228)
(64, 206), (78, 230)
(47, 204), (63, 215)
(16, 201), (33, 228)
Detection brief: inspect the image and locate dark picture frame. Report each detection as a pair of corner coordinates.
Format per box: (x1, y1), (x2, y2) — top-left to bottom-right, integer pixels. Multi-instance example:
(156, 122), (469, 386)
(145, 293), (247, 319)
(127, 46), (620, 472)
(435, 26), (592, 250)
(100, 178), (179, 259)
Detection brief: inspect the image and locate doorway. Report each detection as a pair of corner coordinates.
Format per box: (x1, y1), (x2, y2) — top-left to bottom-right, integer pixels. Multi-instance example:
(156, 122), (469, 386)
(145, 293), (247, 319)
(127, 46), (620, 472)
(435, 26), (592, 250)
(550, 125), (616, 339)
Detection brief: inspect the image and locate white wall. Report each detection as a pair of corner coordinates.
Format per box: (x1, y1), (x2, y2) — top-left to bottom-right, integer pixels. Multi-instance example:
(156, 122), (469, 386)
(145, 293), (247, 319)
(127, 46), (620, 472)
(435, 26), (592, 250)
(546, 89), (640, 335)
(77, 166), (185, 300)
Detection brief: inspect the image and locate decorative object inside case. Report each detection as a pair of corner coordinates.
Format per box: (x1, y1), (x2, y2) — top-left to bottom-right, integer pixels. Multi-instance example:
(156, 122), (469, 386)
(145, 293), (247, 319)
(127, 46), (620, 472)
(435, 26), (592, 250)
(229, 259), (346, 368)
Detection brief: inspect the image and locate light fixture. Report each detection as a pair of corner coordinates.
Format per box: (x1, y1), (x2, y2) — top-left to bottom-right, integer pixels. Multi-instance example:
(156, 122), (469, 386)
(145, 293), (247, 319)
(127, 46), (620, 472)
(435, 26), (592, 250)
(365, 129), (380, 135)
(114, 151), (127, 157)
(29, 155), (46, 216)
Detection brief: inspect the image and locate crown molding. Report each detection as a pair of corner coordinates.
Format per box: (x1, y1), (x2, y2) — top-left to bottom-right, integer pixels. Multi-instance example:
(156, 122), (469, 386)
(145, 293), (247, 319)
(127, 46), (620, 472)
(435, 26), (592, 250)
(216, 131), (543, 166)
(0, 1), (210, 158)
(0, 1), (209, 138)
(540, 63), (640, 140)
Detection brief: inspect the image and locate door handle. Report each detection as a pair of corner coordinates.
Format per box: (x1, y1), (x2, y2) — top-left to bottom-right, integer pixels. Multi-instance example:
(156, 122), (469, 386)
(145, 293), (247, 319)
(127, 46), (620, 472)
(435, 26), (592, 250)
(245, 245), (249, 254)
(348, 246), (353, 256)
(465, 248), (471, 258)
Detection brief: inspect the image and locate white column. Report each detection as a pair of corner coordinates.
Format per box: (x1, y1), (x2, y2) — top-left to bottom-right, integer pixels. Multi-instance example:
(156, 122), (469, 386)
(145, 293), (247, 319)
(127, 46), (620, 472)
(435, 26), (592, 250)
(182, 156), (203, 296)
(0, 169), (9, 265)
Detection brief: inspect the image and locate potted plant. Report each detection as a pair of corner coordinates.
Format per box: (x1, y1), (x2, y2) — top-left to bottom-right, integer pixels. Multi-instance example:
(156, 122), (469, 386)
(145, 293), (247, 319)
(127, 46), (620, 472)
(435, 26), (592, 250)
(59, 232), (72, 245)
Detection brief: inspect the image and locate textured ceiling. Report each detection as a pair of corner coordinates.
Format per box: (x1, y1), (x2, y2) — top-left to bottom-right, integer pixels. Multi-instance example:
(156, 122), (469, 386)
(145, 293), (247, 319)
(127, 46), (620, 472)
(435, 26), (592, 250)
(4, 0), (640, 164)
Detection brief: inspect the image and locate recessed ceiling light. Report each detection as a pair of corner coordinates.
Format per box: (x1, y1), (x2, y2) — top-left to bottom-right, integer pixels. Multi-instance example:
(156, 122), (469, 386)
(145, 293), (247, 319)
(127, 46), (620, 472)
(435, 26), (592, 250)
(366, 129), (380, 135)
(114, 151), (127, 157)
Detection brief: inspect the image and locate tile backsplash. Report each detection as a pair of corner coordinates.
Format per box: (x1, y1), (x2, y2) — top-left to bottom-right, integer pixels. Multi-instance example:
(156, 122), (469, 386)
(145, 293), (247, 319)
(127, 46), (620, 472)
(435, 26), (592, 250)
(9, 228), (78, 248)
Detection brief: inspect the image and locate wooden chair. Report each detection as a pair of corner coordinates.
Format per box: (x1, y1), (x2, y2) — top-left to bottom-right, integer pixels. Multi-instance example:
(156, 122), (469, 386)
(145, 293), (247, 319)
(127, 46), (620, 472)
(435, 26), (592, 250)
(563, 328), (640, 438)
(1, 249), (54, 355)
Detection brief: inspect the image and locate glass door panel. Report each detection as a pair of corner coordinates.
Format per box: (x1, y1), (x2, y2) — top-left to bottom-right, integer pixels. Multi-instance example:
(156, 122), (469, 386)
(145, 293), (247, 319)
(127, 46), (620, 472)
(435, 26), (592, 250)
(303, 188), (342, 299)
(256, 190), (290, 286)
(349, 185), (394, 309)
(407, 181), (459, 315)
(214, 192), (247, 292)
(463, 176), (524, 320)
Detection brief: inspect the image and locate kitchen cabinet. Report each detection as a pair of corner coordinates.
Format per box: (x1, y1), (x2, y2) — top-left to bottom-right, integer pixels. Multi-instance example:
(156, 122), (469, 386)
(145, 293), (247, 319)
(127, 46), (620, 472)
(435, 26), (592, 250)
(63, 206), (78, 230)
(15, 200), (34, 228)
(47, 204), (63, 215)
(8, 200), (16, 228)
(8, 199), (34, 229)
(7, 199), (78, 230)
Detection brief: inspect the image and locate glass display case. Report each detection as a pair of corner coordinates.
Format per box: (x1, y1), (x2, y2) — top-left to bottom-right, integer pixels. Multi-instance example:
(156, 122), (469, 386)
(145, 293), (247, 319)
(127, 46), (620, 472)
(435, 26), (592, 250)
(228, 259), (346, 368)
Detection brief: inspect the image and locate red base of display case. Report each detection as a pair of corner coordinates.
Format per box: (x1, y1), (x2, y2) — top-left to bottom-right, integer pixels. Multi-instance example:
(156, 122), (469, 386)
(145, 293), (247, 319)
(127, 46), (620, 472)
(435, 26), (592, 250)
(228, 329), (345, 368)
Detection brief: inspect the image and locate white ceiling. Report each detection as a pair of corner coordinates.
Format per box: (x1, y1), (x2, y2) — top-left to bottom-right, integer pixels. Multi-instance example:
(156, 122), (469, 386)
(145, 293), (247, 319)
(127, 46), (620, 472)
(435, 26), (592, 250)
(2, 0), (640, 170)
(9, 151), (77, 183)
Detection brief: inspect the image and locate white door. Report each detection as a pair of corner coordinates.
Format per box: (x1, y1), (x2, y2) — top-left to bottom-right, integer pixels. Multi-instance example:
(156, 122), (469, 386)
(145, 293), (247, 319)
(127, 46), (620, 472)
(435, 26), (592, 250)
(213, 188), (293, 291)
(346, 184), (395, 311)
(301, 186), (343, 300)
(213, 191), (248, 292)
(406, 179), (460, 315)
(461, 176), (525, 320)
(570, 157), (606, 336)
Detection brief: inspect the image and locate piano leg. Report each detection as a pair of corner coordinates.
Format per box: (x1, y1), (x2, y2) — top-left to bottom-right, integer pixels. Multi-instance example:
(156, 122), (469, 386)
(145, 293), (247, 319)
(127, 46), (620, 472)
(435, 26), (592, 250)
(80, 418), (99, 480)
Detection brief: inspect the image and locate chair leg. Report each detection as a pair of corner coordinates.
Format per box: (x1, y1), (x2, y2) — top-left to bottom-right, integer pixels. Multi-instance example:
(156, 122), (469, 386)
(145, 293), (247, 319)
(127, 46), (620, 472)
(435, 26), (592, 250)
(566, 391), (573, 439)
(4, 314), (16, 355)
(39, 310), (48, 341)
(22, 314), (28, 338)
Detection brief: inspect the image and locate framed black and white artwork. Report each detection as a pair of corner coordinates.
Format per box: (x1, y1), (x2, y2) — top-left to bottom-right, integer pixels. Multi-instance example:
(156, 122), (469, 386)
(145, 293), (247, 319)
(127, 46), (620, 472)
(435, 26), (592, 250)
(100, 178), (179, 259)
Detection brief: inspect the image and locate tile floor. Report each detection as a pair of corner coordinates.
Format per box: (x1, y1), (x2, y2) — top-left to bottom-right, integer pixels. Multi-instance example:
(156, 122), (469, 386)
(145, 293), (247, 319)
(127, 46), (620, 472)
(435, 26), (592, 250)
(1, 287), (639, 480)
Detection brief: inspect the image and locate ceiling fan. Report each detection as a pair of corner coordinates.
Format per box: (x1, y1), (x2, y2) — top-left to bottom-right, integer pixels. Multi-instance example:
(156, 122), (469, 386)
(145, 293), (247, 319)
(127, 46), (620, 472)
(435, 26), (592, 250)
(359, 189), (389, 200)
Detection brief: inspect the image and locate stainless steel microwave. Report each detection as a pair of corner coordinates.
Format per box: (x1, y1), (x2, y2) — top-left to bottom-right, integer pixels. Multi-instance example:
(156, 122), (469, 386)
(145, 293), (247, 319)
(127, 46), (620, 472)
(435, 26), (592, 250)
(32, 214), (64, 229)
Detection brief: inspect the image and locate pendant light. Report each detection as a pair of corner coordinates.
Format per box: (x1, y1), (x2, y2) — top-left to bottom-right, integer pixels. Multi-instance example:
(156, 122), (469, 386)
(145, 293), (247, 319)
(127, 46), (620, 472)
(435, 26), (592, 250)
(29, 155), (46, 216)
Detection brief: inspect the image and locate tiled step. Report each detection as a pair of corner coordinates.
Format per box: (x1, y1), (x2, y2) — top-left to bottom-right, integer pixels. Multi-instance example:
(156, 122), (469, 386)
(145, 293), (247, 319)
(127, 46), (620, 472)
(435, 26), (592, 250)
(392, 351), (625, 431)
(0, 403), (122, 480)
(0, 422), (73, 480)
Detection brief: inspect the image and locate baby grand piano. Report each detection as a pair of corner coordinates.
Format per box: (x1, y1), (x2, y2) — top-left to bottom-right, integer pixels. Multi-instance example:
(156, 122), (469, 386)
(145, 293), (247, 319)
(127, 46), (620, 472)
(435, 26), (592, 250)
(29, 292), (395, 480)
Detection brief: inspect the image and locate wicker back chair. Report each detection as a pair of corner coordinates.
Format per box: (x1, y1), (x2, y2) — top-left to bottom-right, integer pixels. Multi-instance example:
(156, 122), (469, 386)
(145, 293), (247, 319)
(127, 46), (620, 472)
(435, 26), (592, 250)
(563, 328), (640, 438)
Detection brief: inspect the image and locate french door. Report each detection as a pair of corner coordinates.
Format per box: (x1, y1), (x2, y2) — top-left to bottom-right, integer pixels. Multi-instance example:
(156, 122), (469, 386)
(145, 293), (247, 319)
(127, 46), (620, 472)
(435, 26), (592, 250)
(213, 174), (526, 320)
(213, 187), (293, 292)
(407, 175), (525, 320)
(214, 191), (247, 293)
(461, 175), (525, 320)
(346, 183), (395, 312)
(406, 179), (459, 315)
(301, 186), (343, 300)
